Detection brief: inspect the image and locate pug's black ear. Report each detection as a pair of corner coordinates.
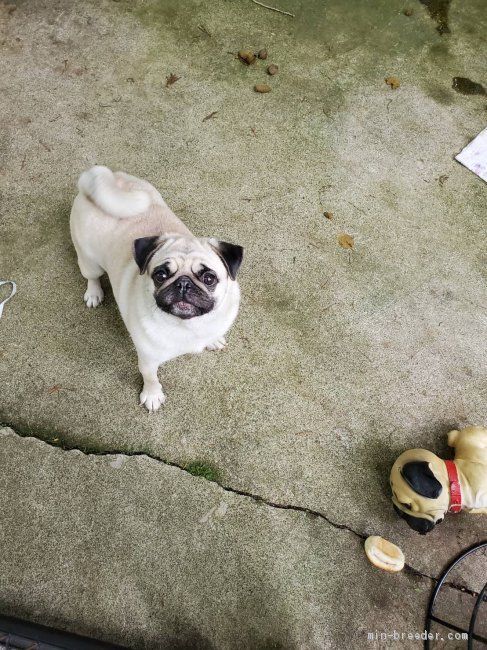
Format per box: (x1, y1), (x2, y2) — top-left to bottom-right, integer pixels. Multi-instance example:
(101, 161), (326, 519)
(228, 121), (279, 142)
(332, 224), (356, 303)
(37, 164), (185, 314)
(133, 236), (160, 274)
(212, 241), (244, 280)
(401, 461), (443, 499)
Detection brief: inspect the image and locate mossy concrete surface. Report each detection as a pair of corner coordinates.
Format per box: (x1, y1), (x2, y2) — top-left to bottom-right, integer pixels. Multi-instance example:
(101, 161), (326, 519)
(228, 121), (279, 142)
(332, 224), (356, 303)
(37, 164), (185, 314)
(0, 0), (486, 647)
(0, 427), (434, 649)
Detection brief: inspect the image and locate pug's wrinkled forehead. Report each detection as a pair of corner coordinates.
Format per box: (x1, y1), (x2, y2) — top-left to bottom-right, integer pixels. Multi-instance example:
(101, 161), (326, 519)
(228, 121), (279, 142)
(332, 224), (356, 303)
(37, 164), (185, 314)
(150, 236), (227, 278)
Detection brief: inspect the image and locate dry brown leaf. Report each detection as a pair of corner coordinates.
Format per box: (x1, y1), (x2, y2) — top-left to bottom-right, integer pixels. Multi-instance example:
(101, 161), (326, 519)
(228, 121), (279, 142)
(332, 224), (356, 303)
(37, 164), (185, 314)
(202, 111), (218, 122)
(338, 233), (354, 249)
(385, 76), (400, 90)
(238, 49), (256, 65)
(47, 384), (64, 395)
(165, 73), (180, 88)
(323, 211), (333, 220)
(47, 384), (73, 395)
(254, 83), (271, 93)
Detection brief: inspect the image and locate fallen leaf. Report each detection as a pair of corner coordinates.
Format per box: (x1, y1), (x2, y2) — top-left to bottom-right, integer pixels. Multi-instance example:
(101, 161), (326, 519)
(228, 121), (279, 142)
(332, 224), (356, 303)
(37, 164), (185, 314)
(202, 111), (218, 122)
(254, 83), (271, 93)
(47, 384), (73, 395)
(323, 211), (333, 220)
(338, 233), (354, 249)
(47, 384), (64, 394)
(385, 76), (400, 90)
(165, 73), (180, 88)
(238, 49), (256, 65)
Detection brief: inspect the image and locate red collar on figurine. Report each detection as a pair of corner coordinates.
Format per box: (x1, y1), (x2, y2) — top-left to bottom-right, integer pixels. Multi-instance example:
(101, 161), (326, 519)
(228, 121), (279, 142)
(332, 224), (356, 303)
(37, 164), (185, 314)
(444, 460), (462, 513)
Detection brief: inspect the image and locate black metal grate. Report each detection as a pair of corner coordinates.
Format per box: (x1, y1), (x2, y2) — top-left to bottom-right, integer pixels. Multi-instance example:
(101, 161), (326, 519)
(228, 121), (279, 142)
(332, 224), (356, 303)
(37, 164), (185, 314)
(425, 541), (487, 649)
(0, 615), (127, 650)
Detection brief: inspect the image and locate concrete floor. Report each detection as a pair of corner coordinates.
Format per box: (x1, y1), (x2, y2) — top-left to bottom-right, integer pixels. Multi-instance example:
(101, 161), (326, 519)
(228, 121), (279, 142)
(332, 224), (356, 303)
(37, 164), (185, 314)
(0, 0), (486, 647)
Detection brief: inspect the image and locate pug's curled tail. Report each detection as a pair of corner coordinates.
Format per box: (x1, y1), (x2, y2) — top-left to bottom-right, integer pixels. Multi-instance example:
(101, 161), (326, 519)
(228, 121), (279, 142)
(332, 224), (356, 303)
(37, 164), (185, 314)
(78, 165), (151, 218)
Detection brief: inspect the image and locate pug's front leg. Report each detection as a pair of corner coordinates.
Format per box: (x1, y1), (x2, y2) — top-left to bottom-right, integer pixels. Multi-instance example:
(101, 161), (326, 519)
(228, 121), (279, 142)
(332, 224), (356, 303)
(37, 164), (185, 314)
(137, 353), (166, 412)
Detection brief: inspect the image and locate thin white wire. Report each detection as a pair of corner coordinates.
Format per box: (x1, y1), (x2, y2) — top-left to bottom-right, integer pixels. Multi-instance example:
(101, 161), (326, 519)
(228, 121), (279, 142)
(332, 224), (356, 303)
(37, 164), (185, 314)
(0, 280), (16, 319)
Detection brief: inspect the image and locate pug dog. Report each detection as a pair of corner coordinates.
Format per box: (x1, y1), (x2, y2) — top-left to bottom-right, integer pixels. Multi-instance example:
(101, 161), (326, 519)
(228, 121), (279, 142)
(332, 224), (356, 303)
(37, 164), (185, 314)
(390, 426), (487, 534)
(70, 166), (243, 411)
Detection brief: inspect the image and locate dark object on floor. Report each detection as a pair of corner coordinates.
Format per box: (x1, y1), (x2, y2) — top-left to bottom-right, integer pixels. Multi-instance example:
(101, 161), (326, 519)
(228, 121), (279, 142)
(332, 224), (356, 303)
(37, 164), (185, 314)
(419, 0), (451, 35)
(424, 541), (487, 649)
(452, 77), (486, 96)
(165, 73), (180, 88)
(0, 613), (128, 649)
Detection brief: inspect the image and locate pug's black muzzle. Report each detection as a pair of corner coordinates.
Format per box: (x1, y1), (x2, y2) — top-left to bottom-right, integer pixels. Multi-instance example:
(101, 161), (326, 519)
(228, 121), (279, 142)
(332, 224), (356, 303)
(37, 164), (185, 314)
(155, 275), (214, 319)
(393, 503), (437, 535)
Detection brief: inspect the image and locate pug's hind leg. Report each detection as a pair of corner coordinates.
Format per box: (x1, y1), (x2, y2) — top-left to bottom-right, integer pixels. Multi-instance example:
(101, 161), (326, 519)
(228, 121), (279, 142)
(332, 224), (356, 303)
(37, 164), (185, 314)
(138, 353), (166, 412)
(206, 337), (227, 351)
(76, 251), (105, 308)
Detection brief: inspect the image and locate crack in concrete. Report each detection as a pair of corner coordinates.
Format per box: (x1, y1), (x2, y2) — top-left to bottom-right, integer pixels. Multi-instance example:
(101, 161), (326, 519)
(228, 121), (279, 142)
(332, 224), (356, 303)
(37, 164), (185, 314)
(0, 422), (480, 598)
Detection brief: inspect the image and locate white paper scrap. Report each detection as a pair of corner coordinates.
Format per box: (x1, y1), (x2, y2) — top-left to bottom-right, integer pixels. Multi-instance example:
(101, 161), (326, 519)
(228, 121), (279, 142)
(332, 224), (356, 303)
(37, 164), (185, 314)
(455, 126), (487, 183)
(0, 280), (16, 319)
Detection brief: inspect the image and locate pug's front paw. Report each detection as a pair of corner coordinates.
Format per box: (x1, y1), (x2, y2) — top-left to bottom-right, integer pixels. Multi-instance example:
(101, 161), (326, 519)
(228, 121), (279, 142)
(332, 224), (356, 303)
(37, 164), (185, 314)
(84, 280), (104, 308)
(206, 337), (227, 351)
(140, 386), (166, 412)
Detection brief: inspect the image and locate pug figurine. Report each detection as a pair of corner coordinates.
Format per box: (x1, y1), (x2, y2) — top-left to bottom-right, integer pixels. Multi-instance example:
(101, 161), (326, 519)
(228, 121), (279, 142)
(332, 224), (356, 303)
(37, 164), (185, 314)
(390, 426), (487, 534)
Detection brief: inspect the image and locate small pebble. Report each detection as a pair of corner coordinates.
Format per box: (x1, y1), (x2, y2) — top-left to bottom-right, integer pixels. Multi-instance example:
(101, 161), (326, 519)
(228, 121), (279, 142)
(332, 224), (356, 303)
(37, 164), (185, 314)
(267, 64), (279, 76)
(238, 49), (256, 65)
(255, 83), (271, 93)
(258, 48), (268, 60)
(403, 8), (413, 16)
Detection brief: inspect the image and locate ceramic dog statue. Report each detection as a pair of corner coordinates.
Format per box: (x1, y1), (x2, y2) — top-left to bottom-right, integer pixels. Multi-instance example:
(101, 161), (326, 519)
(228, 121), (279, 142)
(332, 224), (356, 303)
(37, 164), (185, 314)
(390, 426), (487, 534)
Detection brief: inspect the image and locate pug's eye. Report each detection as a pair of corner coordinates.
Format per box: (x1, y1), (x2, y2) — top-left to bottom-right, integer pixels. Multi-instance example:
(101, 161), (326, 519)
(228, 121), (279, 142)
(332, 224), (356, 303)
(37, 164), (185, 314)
(202, 271), (217, 286)
(400, 502), (411, 510)
(153, 267), (169, 283)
